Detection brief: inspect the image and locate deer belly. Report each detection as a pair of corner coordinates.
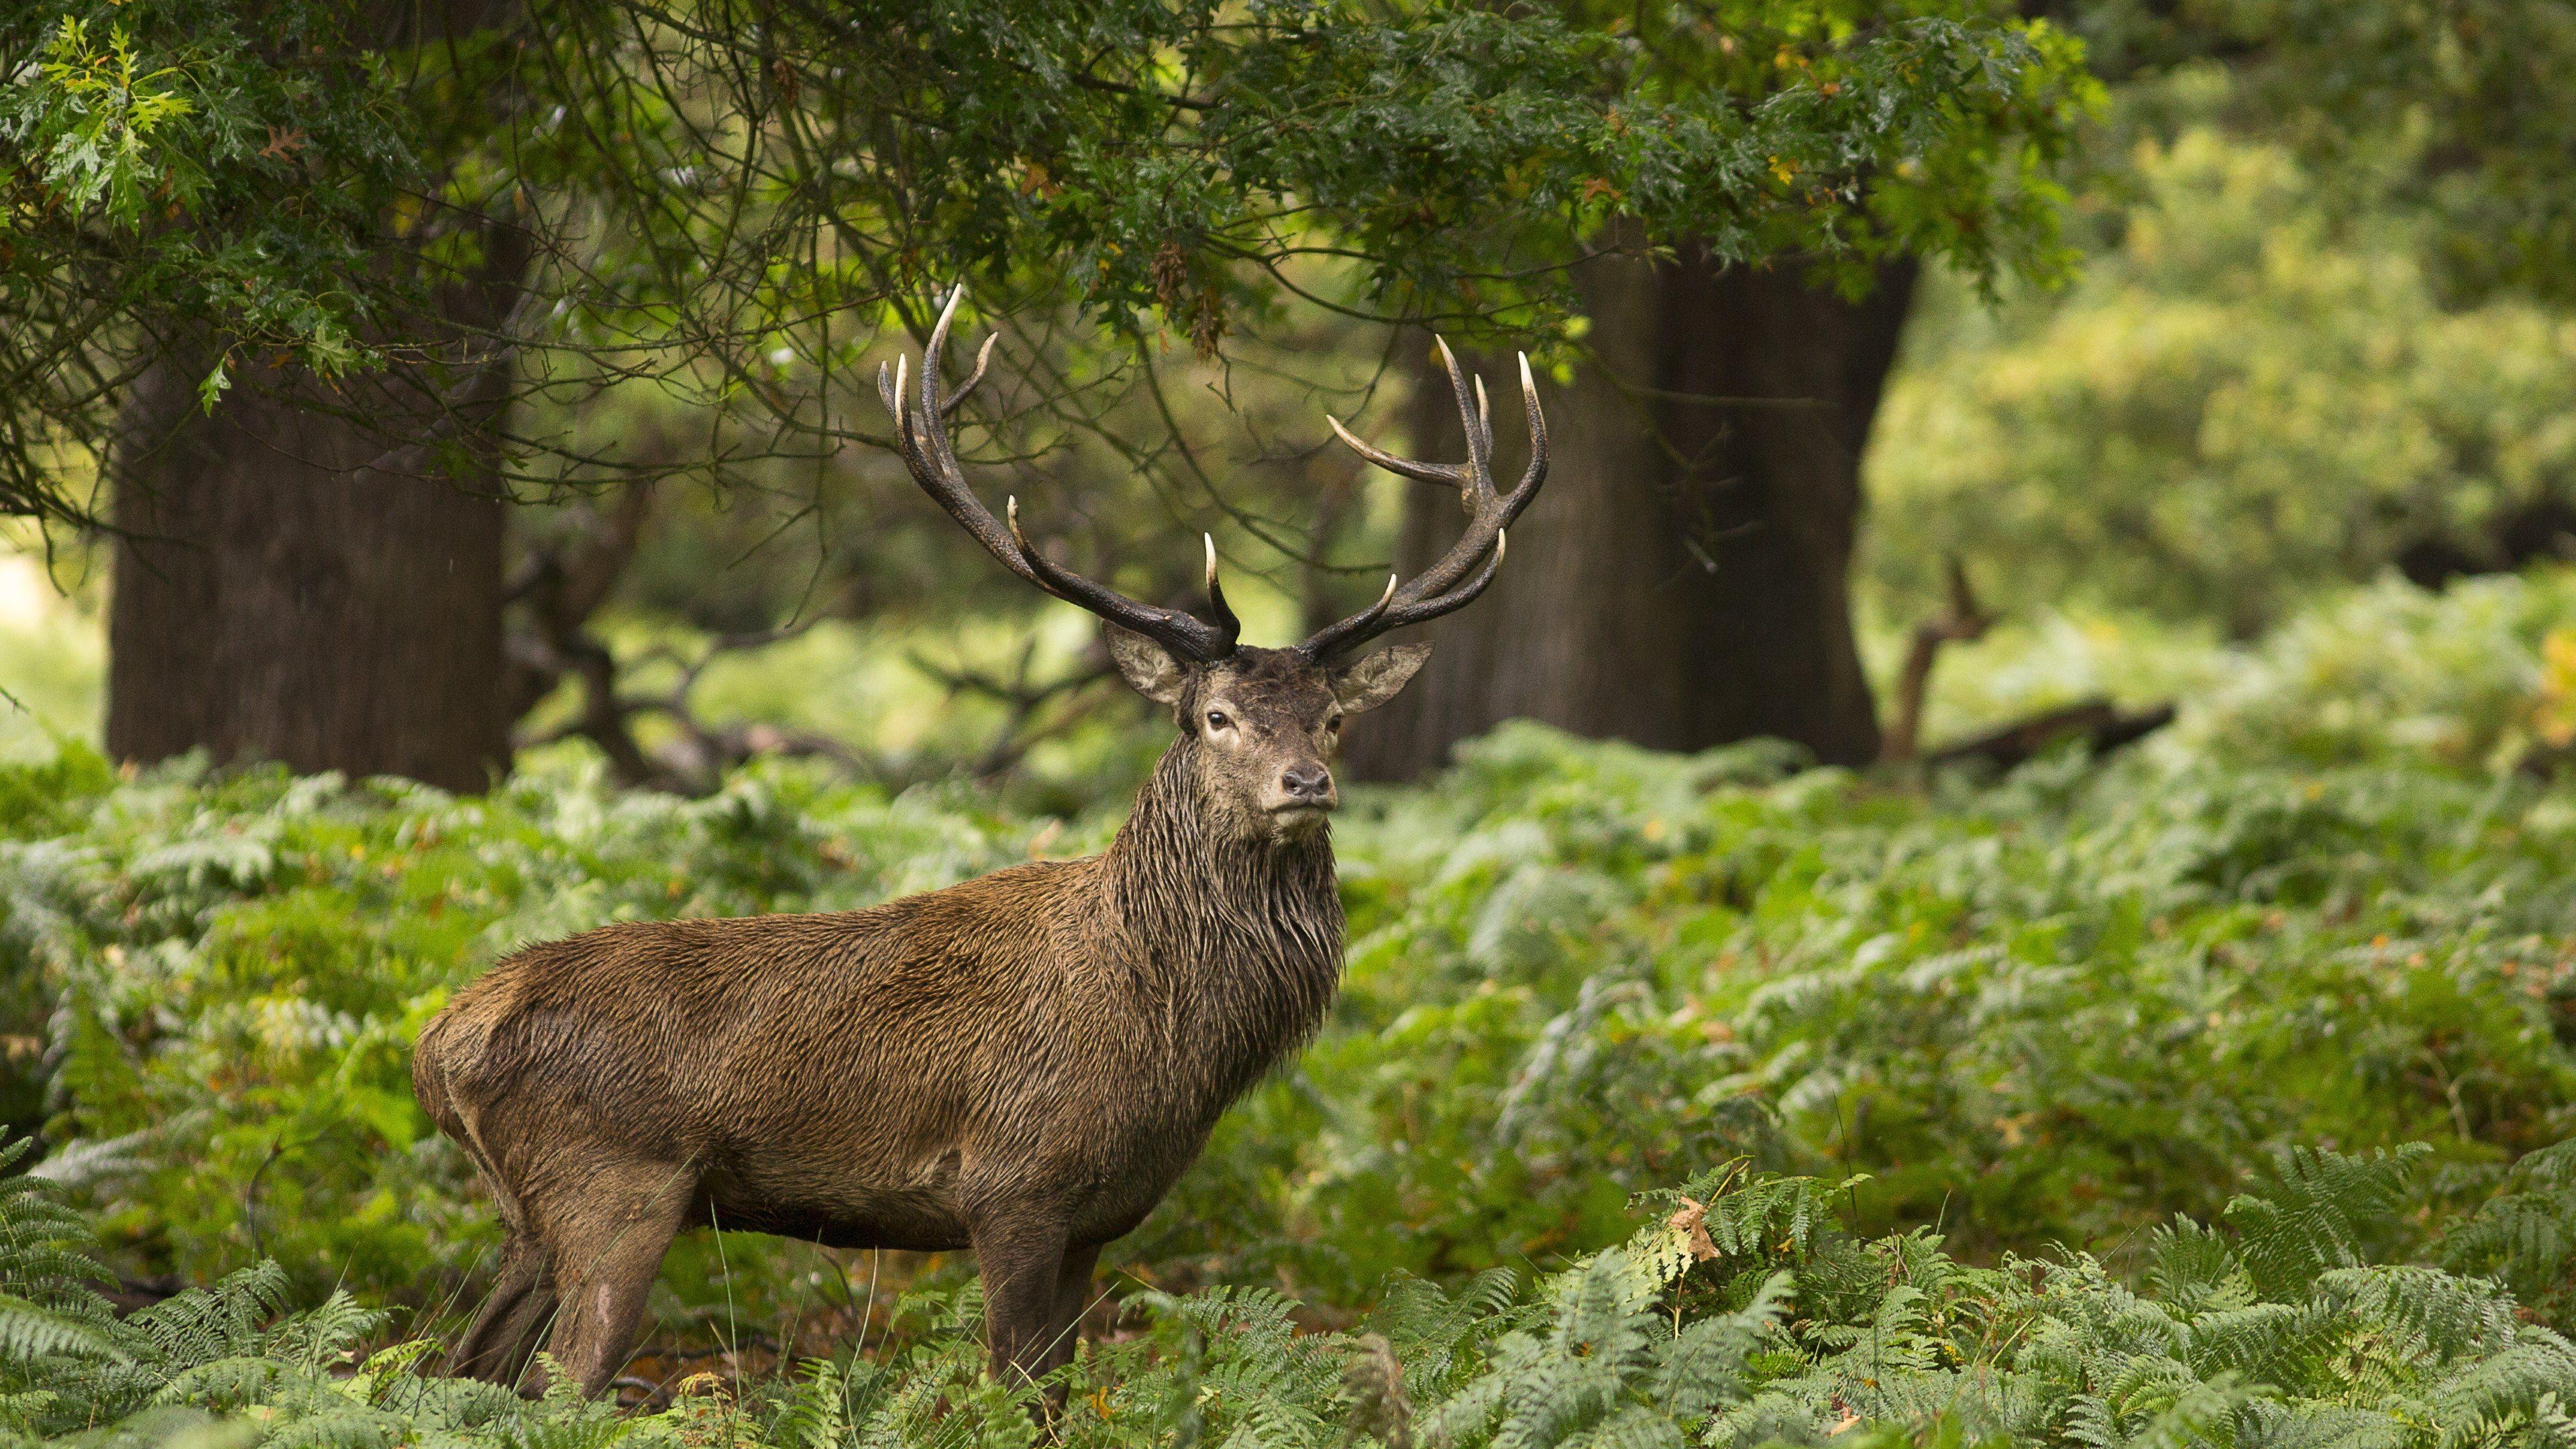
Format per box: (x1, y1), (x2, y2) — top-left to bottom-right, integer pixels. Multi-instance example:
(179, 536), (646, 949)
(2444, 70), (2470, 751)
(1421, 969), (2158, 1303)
(700, 1148), (974, 1252)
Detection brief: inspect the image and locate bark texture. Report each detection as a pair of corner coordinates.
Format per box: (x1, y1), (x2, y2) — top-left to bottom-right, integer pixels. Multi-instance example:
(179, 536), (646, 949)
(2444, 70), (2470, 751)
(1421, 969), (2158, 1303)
(107, 256), (526, 792)
(106, 352), (513, 791)
(103, 0), (524, 794)
(1343, 250), (1917, 780)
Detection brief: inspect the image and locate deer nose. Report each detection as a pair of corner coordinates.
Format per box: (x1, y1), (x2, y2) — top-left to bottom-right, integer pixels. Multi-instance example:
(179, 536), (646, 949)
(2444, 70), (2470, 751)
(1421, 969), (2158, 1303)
(1280, 763), (1334, 804)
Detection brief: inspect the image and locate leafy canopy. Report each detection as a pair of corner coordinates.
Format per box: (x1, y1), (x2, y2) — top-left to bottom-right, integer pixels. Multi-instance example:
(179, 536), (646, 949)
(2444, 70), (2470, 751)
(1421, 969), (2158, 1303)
(0, 0), (2095, 519)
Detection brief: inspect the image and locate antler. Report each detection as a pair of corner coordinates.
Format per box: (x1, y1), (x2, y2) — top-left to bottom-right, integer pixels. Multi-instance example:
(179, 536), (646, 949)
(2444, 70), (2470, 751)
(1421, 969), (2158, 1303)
(1299, 337), (1549, 661)
(877, 285), (1240, 663)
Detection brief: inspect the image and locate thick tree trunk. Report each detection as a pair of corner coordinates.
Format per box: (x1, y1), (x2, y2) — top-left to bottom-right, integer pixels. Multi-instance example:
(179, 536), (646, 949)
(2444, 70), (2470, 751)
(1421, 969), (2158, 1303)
(106, 354), (513, 792)
(1343, 251), (1916, 780)
(105, 0), (524, 794)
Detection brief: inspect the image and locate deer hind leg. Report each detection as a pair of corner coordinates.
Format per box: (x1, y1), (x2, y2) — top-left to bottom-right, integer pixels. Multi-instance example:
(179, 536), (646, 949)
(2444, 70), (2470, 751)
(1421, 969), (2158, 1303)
(453, 1231), (559, 1388)
(528, 1157), (698, 1398)
(445, 1106), (563, 1389)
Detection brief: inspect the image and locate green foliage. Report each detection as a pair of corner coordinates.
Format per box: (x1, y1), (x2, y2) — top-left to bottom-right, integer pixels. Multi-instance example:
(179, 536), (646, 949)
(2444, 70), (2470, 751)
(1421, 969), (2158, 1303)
(1868, 568), (2576, 780)
(0, 570), (2571, 1357)
(1868, 87), (2576, 636)
(2440, 1137), (2576, 1333)
(2163, 572), (2576, 775)
(0, 1133), (2570, 1449)
(20, 18), (199, 217)
(0, 1144), (503, 1443)
(0, 0), (2093, 525)
(0, 756), (1055, 1309)
(1163, 714), (2576, 1303)
(2222, 1145), (2429, 1298)
(1133, 570), (2576, 1309)
(0, 0), (407, 517)
(2231, 0), (2576, 307)
(2034, 1), (2576, 305)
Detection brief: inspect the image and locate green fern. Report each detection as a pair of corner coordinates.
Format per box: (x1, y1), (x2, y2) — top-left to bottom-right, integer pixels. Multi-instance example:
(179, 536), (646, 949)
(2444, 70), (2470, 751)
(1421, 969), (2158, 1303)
(2147, 1218), (2255, 1319)
(2225, 1146), (2432, 1299)
(0, 1110), (2568, 1449)
(763, 1356), (855, 1449)
(2443, 1138), (2576, 1328)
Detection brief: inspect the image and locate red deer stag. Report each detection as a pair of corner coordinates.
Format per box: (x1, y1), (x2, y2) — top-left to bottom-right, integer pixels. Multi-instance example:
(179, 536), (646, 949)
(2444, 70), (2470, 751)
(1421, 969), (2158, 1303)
(411, 288), (1549, 1397)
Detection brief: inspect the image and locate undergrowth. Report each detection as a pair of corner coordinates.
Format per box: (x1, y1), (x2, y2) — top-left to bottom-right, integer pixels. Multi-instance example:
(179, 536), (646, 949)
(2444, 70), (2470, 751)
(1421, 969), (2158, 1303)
(0, 1136), (2569, 1449)
(0, 570), (2570, 1427)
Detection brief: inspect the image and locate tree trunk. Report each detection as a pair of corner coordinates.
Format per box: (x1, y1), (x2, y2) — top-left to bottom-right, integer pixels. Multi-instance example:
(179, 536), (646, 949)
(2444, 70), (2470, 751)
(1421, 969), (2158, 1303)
(105, 359), (509, 791)
(105, 1), (525, 794)
(1343, 250), (1917, 780)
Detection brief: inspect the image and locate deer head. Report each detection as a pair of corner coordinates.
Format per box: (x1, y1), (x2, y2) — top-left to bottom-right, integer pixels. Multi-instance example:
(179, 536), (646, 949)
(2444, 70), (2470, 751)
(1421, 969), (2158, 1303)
(879, 286), (1548, 841)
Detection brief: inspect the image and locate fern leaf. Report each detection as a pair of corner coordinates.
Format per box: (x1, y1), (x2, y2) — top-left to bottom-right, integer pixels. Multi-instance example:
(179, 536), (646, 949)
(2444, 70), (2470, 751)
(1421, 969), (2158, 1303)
(2224, 1146), (2429, 1299)
(0, 1291), (129, 1364)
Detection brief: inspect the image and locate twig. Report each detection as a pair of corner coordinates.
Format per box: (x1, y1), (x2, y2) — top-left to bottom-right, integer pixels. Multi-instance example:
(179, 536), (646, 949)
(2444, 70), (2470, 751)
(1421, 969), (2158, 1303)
(1881, 555), (1994, 765)
(908, 641), (1118, 777)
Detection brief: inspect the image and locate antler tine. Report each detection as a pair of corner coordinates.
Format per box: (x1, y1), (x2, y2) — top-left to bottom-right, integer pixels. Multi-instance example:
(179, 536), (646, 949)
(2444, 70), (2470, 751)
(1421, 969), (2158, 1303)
(1320, 333), (1509, 498)
(1003, 501), (1240, 660)
(1324, 415), (1472, 490)
(1513, 352), (1547, 504)
(1204, 533), (1242, 641)
(1411, 354), (1547, 596)
(1486, 350), (1548, 530)
(1293, 572), (1401, 665)
(1299, 345), (1548, 662)
(1377, 350), (1520, 604)
(1385, 528), (1505, 627)
(1298, 532), (1513, 663)
(943, 333), (997, 416)
(1435, 337), (1495, 505)
(879, 284), (1238, 662)
(879, 350), (1040, 588)
(915, 282), (965, 423)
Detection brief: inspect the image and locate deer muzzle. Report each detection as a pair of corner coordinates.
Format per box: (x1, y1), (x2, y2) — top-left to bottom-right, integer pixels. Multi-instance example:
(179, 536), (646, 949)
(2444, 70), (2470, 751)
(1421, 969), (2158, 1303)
(1267, 761), (1338, 820)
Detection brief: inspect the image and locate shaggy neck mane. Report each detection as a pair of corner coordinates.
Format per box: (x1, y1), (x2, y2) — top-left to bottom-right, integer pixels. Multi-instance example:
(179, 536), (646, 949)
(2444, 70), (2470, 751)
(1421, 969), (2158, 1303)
(1099, 739), (1345, 1102)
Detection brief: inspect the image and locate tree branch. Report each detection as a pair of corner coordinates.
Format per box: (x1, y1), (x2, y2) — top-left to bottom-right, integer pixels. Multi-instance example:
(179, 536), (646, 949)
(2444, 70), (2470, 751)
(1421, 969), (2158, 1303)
(1881, 555), (1994, 765)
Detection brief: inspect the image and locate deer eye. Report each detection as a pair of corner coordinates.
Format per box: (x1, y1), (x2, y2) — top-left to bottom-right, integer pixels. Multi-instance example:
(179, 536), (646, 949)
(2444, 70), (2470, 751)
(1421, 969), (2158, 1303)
(1205, 709), (1232, 732)
(1326, 713), (1344, 733)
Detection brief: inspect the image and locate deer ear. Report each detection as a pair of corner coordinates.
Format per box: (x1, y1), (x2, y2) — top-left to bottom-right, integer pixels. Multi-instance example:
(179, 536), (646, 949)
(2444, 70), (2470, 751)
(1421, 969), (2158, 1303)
(1106, 625), (1189, 705)
(1331, 643), (1431, 714)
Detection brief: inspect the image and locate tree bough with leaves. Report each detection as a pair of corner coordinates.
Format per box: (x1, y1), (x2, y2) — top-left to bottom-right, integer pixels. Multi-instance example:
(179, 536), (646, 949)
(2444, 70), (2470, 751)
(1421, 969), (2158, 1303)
(0, 0), (2091, 787)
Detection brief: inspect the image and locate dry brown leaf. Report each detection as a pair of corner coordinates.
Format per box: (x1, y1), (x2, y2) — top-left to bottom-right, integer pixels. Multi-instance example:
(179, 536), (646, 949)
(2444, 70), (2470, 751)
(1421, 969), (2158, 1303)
(1668, 1195), (1719, 1261)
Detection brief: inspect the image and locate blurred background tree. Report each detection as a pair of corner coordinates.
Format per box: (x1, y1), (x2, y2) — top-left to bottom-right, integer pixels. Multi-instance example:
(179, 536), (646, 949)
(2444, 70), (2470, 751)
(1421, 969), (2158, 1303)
(1858, 1), (2576, 659)
(1348, 2), (2094, 776)
(1, 0), (2087, 792)
(1870, 71), (2576, 641)
(6, 0), (2576, 792)
(1362, 0), (2576, 775)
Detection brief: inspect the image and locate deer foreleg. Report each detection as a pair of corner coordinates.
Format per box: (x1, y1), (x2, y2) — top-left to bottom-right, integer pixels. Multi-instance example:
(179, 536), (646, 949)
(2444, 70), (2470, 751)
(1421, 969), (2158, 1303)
(971, 1214), (1072, 1395)
(1037, 1242), (1102, 1383)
